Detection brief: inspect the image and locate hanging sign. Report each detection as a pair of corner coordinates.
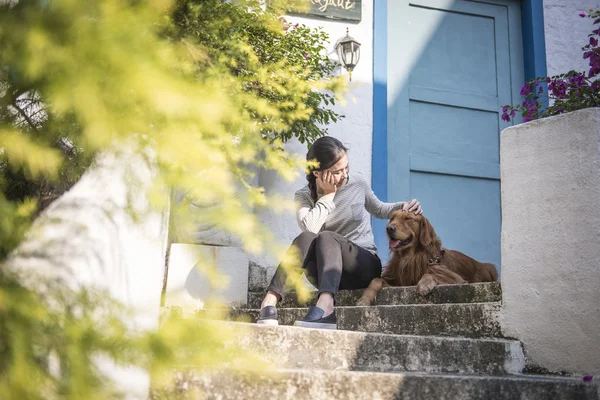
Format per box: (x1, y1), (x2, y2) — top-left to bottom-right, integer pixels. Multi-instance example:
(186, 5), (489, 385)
(284, 0), (362, 22)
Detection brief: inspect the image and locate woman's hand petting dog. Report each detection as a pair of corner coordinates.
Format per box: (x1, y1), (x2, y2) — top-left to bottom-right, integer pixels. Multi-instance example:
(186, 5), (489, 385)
(402, 199), (423, 215)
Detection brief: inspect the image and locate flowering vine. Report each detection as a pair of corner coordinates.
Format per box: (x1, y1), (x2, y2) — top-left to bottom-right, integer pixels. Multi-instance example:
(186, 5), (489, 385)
(502, 9), (600, 122)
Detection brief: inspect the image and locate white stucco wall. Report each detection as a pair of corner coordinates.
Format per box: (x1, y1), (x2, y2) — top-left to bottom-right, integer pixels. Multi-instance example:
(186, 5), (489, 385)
(500, 108), (600, 376)
(166, 4), (375, 298)
(165, 243), (250, 308)
(254, 2), (375, 272)
(544, 0), (600, 77)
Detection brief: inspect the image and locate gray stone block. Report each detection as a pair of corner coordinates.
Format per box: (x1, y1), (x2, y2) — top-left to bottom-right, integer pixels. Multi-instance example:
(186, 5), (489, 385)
(210, 322), (525, 375)
(153, 369), (598, 400)
(229, 303), (503, 338)
(247, 262), (268, 292)
(247, 282), (502, 308)
(247, 261), (317, 293)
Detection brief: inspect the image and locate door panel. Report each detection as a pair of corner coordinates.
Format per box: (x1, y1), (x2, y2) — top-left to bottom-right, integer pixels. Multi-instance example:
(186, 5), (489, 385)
(409, 7), (498, 97)
(410, 172), (501, 265)
(409, 102), (500, 165)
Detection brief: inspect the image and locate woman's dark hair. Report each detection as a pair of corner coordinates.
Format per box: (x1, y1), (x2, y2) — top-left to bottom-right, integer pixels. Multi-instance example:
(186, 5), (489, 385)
(306, 136), (348, 202)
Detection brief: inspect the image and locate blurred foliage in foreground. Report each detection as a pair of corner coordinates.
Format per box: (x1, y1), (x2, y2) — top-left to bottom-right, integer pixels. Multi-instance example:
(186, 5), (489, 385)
(0, 0), (345, 398)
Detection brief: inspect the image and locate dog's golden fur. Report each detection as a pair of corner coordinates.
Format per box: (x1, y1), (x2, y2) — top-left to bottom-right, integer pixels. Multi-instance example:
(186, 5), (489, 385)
(357, 210), (497, 306)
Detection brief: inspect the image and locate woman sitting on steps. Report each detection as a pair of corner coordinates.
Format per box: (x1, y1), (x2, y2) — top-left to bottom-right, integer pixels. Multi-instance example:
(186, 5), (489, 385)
(258, 136), (423, 329)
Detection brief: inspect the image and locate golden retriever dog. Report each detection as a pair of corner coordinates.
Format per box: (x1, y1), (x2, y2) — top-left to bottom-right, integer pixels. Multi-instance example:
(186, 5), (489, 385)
(357, 210), (497, 306)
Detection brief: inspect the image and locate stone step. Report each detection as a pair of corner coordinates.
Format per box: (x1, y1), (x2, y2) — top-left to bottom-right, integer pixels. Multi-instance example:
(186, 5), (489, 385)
(228, 302), (502, 338)
(157, 369), (597, 400)
(224, 322), (524, 375)
(247, 282), (502, 309)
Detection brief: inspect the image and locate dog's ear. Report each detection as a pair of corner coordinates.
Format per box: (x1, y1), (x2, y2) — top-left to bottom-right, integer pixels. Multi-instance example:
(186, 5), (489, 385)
(419, 216), (435, 247)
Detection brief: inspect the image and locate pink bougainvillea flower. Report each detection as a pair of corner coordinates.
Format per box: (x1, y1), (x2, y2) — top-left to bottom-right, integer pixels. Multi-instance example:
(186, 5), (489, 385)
(520, 82), (534, 96)
(579, 12), (586, 17)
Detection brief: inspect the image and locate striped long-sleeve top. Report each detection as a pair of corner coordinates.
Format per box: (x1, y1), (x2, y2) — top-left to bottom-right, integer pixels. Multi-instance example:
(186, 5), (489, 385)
(294, 175), (406, 254)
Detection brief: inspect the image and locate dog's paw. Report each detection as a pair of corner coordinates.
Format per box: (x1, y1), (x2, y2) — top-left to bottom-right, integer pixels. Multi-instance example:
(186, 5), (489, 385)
(417, 281), (436, 296)
(356, 296), (374, 306)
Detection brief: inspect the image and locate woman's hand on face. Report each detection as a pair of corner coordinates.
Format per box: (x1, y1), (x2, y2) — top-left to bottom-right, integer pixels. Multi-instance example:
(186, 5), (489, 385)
(403, 199), (423, 215)
(316, 170), (338, 195)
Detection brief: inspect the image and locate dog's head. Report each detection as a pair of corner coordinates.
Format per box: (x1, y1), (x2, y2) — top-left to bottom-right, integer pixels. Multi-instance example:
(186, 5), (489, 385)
(386, 210), (437, 252)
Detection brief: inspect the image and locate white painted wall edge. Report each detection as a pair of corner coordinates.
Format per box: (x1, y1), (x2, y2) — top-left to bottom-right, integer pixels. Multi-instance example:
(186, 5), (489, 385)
(499, 108), (600, 376)
(4, 147), (170, 399)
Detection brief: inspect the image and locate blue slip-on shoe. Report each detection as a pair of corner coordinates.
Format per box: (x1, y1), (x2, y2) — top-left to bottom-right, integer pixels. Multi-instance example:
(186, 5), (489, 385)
(293, 306), (337, 330)
(256, 305), (279, 326)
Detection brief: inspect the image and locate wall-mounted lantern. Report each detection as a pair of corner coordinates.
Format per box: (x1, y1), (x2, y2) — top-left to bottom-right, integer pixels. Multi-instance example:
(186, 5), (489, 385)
(335, 28), (361, 81)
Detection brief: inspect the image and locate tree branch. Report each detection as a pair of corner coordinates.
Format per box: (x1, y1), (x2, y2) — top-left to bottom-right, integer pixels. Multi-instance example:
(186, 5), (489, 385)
(11, 100), (40, 134)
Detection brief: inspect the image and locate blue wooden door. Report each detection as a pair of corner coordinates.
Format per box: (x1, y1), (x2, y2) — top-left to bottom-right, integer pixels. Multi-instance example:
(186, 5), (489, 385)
(375, 0), (524, 270)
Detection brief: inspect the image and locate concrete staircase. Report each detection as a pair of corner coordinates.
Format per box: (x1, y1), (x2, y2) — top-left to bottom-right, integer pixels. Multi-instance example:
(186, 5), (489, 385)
(161, 279), (598, 399)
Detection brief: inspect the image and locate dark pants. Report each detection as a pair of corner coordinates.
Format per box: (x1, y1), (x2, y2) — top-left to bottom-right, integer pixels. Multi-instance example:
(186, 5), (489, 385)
(267, 231), (382, 300)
